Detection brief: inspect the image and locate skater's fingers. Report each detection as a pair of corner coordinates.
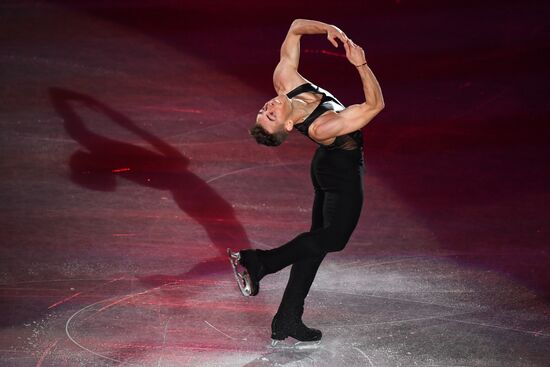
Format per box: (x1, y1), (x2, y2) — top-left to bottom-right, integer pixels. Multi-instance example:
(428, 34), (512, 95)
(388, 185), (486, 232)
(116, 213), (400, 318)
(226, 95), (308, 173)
(343, 40), (352, 58)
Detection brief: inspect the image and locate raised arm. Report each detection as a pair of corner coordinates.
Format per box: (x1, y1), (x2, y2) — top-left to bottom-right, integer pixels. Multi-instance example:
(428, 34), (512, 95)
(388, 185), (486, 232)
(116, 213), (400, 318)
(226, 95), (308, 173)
(273, 19), (347, 93)
(310, 39), (385, 140)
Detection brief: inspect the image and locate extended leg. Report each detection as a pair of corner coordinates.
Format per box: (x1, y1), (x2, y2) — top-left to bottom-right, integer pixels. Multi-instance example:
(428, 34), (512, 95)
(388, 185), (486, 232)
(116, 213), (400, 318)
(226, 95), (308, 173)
(258, 188), (363, 274)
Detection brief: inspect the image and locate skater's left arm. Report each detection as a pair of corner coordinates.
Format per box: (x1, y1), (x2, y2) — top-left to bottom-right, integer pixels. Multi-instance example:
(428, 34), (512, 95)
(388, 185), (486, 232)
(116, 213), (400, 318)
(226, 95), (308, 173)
(310, 39), (385, 140)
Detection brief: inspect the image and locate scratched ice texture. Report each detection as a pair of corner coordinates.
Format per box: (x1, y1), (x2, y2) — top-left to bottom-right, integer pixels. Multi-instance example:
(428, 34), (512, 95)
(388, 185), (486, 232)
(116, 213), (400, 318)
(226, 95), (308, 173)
(1, 1), (549, 366)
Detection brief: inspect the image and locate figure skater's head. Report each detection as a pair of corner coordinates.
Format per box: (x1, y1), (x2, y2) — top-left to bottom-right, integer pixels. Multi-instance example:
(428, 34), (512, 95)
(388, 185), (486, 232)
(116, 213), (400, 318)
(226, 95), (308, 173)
(249, 95), (294, 146)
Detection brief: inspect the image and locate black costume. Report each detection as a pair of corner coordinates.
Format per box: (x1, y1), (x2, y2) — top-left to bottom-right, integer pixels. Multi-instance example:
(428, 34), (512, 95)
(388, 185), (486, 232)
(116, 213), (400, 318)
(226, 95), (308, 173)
(242, 82), (364, 341)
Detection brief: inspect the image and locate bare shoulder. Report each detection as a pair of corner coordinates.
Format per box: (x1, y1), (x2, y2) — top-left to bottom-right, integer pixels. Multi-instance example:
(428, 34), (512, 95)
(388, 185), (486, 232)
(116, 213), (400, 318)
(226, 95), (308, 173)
(273, 61), (308, 95)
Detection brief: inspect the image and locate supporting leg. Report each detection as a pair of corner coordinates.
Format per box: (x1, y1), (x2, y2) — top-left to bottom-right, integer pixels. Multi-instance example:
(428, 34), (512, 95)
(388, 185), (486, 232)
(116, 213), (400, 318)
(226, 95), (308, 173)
(271, 254), (326, 341)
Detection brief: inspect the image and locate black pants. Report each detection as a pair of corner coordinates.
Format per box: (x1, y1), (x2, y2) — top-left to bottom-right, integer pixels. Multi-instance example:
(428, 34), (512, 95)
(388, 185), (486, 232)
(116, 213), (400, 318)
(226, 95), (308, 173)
(258, 146), (364, 319)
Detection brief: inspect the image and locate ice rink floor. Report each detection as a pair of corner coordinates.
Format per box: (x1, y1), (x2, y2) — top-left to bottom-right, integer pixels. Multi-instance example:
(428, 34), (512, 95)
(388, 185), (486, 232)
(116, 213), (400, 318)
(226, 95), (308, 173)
(1, 1), (549, 366)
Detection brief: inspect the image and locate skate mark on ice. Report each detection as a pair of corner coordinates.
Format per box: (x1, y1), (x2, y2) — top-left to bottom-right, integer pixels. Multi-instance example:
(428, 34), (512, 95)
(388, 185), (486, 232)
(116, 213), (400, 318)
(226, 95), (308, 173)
(156, 318), (171, 367)
(35, 338), (59, 367)
(47, 276), (125, 310)
(47, 292), (84, 310)
(533, 326), (550, 337)
(139, 105), (202, 114)
(0, 277), (123, 286)
(94, 281), (179, 314)
(352, 346), (374, 367)
(329, 310), (480, 330)
(335, 251), (477, 273)
(162, 110), (256, 141)
(315, 287), (472, 310)
(205, 161), (308, 184)
(332, 256), (428, 272)
(204, 320), (244, 341)
(166, 121), (233, 140)
(436, 317), (550, 337)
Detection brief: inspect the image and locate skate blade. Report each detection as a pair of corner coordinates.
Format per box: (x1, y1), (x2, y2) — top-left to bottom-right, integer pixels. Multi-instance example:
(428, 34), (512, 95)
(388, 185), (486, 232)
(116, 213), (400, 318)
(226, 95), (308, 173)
(227, 248), (253, 297)
(269, 339), (321, 350)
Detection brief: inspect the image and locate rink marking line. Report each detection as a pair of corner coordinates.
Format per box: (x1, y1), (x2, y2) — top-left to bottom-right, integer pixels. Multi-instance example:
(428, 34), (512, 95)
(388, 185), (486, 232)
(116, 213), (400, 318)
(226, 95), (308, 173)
(352, 346), (374, 367)
(65, 296), (125, 363)
(65, 280), (182, 364)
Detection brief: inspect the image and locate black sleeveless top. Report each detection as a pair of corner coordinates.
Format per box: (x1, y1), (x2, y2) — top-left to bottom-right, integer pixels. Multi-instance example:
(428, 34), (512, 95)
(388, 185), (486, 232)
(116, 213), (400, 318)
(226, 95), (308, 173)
(286, 82), (363, 150)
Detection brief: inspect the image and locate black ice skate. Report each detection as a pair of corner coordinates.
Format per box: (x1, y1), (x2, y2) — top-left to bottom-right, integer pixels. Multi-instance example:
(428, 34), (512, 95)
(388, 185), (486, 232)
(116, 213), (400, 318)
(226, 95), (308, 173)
(227, 248), (263, 296)
(269, 314), (322, 349)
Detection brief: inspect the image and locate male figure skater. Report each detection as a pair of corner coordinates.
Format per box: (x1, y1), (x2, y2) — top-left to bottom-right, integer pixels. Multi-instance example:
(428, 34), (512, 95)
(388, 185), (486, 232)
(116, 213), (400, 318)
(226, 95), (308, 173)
(228, 19), (384, 346)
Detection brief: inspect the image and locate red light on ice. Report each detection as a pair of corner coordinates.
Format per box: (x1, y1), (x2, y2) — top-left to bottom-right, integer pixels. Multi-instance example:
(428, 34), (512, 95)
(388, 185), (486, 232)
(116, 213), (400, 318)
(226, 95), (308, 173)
(112, 167), (131, 173)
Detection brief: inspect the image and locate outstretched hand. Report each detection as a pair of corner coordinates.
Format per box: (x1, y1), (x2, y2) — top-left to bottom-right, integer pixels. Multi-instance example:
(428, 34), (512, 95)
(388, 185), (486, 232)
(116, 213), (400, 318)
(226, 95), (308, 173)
(344, 38), (367, 66)
(326, 25), (348, 48)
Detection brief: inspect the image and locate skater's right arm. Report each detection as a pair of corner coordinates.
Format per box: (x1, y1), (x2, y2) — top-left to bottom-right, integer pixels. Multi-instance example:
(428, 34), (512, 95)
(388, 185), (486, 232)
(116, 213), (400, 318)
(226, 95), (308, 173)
(273, 19), (347, 94)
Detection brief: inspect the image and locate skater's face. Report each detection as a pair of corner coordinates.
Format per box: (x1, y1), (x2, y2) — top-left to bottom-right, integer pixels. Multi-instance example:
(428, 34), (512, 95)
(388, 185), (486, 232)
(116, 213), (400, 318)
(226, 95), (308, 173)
(256, 95), (292, 134)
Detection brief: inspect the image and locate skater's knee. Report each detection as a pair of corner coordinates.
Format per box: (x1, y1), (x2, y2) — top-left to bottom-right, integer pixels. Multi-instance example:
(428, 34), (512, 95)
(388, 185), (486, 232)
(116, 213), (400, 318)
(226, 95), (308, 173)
(303, 227), (352, 256)
(305, 243), (327, 258)
(323, 229), (352, 253)
(328, 238), (348, 252)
